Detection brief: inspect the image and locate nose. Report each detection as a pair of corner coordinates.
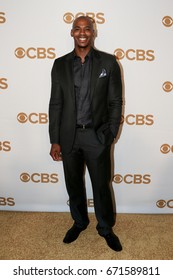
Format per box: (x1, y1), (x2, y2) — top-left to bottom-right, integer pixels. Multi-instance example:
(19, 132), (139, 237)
(79, 28), (85, 36)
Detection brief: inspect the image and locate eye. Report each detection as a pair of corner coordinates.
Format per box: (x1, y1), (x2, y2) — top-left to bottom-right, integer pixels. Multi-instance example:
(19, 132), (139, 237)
(17, 113), (28, 123)
(162, 81), (173, 92)
(162, 16), (173, 27)
(156, 200), (166, 208)
(74, 27), (80, 31)
(113, 174), (123, 183)
(114, 49), (125, 60)
(160, 144), (170, 154)
(15, 47), (25, 58)
(63, 12), (74, 24)
(20, 173), (30, 182)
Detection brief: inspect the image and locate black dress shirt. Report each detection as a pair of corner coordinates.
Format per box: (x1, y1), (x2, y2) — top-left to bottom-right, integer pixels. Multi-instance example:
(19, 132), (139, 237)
(73, 49), (93, 126)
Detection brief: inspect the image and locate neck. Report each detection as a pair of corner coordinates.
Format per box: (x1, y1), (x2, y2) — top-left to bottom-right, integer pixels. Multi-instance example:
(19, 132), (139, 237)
(74, 46), (92, 63)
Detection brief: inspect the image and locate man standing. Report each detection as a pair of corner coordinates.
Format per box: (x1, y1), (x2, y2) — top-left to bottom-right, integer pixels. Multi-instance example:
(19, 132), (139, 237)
(49, 16), (122, 251)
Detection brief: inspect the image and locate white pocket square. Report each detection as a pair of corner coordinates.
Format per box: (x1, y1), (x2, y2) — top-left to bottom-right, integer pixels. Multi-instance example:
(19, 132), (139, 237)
(99, 68), (107, 78)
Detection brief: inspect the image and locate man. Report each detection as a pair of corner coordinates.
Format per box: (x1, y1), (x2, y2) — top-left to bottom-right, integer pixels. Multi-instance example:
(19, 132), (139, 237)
(49, 16), (123, 251)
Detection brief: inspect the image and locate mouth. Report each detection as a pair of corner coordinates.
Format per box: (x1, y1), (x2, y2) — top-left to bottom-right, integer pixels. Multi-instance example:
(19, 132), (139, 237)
(78, 37), (88, 43)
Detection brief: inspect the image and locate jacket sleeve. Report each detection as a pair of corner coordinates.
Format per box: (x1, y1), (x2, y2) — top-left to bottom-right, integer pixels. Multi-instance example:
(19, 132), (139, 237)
(48, 60), (63, 144)
(108, 59), (123, 138)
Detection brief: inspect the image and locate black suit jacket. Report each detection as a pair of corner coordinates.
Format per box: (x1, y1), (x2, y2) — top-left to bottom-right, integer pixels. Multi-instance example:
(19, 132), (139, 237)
(49, 48), (122, 154)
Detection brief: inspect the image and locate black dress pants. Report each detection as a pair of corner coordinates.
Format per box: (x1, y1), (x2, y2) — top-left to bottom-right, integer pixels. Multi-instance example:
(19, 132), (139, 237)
(62, 128), (115, 236)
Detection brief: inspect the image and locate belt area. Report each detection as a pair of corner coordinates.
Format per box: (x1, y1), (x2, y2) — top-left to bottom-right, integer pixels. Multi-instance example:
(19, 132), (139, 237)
(76, 124), (93, 129)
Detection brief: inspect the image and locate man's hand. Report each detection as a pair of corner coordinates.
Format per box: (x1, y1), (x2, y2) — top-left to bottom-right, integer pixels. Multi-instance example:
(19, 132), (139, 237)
(50, 144), (62, 161)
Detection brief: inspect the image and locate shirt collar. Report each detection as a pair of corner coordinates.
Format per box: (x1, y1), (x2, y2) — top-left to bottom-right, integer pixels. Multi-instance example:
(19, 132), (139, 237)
(73, 47), (93, 60)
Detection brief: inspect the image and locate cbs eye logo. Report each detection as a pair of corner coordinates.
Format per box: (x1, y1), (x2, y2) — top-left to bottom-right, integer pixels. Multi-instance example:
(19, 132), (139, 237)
(114, 48), (155, 61)
(113, 174), (151, 184)
(0, 12), (6, 24)
(156, 199), (173, 208)
(160, 144), (173, 154)
(121, 114), (154, 126)
(17, 112), (48, 124)
(63, 12), (105, 24)
(20, 173), (58, 184)
(162, 16), (173, 27)
(162, 81), (173, 93)
(15, 47), (56, 59)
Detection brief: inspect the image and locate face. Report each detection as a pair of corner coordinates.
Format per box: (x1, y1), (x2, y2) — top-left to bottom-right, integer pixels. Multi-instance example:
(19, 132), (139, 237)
(71, 17), (94, 49)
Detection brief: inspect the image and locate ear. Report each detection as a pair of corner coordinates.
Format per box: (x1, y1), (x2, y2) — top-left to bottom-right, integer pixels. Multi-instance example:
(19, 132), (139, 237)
(70, 29), (73, 37)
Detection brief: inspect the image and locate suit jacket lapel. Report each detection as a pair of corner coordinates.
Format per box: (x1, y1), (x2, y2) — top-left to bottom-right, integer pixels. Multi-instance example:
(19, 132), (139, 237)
(91, 49), (102, 99)
(65, 51), (76, 106)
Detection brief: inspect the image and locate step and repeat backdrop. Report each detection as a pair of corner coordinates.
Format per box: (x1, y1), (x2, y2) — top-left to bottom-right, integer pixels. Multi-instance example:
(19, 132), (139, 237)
(0, 0), (173, 213)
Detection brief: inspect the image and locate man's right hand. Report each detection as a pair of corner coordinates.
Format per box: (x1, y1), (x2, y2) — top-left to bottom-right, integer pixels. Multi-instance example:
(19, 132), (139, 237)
(50, 144), (62, 161)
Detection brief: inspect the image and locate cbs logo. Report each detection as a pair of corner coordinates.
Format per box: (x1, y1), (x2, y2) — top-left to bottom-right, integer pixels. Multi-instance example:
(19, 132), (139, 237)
(162, 81), (173, 92)
(63, 12), (105, 24)
(67, 198), (94, 207)
(0, 12), (6, 24)
(17, 113), (48, 124)
(15, 47), (56, 59)
(0, 78), (8, 91)
(0, 141), (11, 152)
(121, 114), (154, 126)
(156, 199), (173, 208)
(160, 144), (173, 154)
(113, 174), (151, 184)
(114, 48), (155, 61)
(20, 173), (58, 183)
(162, 16), (173, 27)
(0, 197), (15, 206)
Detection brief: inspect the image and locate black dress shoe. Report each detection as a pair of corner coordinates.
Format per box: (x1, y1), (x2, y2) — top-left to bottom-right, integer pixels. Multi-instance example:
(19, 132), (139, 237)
(63, 224), (86, 244)
(101, 232), (122, 251)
